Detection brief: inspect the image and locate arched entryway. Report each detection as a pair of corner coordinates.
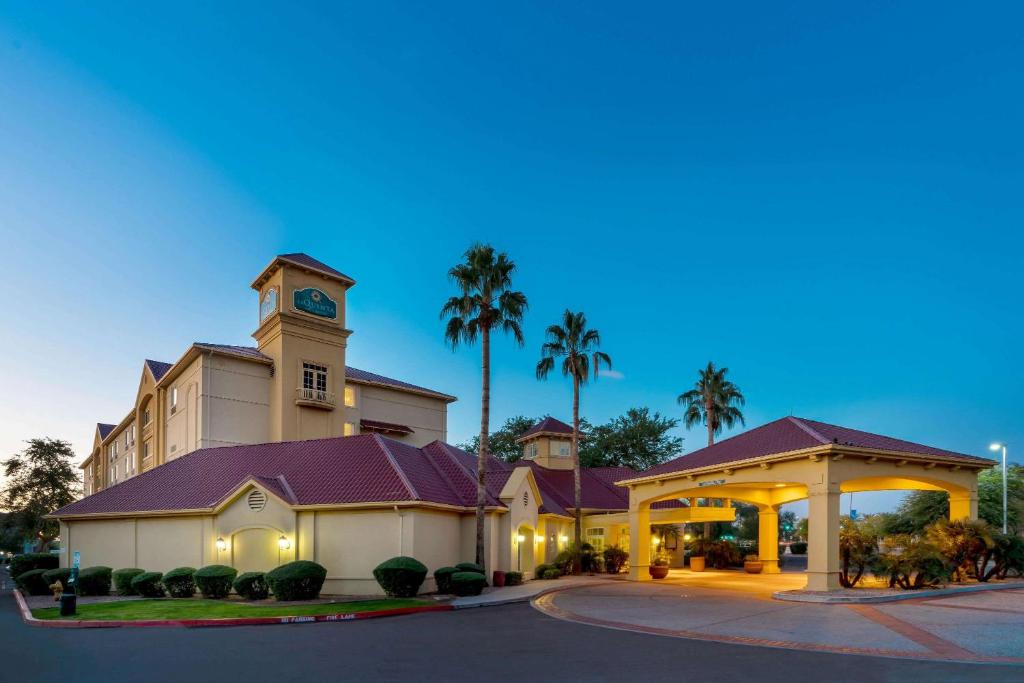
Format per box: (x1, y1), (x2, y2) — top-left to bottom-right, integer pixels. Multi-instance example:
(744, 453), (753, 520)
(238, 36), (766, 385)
(231, 527), (284, 574)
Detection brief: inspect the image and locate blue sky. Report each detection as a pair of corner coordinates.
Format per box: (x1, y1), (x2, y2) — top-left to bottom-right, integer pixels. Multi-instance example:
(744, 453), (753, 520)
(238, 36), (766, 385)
(0, 2), (1020, 515)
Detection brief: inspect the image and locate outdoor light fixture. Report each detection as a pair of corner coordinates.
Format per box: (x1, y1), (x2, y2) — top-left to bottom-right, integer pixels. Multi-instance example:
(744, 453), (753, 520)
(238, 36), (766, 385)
(516, 534), (526, 543)
(990, 443), (1009, 534)
(278, 535), (291, 550)
(683, 533), (692, 542)
(558, 534), (568, 544)
(215, 537), (227, 552)
(775, 483), (786, 488)
(652, 537), (661, 546)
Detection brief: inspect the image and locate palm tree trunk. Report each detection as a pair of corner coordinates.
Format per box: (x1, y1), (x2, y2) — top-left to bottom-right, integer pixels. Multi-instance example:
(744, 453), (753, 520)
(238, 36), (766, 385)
(572, 372), (582, 575)
(704, 398), (714, 539)
(476, 326), (490, 569)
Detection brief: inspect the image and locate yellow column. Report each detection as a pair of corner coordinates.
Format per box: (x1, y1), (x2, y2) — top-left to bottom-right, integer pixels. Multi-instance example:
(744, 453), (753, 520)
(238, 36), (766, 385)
(758, 505), (780, 573)
(806, 486), (841, 591)
(948, 492), (978, 521)
(627, 504), (651, 581)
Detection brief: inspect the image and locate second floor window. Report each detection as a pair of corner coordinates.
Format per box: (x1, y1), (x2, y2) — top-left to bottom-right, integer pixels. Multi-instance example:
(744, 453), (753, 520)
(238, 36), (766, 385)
(303, 362), (329, 394)
(170, 387), (178, 410)
(344, 386), (356, 407)
(143, 408), (151, 425)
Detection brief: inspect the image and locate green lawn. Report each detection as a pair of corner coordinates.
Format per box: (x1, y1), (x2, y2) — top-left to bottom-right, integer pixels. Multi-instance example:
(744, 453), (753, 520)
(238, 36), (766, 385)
(32, 598), (433, 621)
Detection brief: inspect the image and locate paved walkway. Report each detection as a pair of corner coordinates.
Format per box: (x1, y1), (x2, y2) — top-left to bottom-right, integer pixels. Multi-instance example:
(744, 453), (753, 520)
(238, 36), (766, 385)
(532, 571), (1024, 663)
(451, 575), (610, 608)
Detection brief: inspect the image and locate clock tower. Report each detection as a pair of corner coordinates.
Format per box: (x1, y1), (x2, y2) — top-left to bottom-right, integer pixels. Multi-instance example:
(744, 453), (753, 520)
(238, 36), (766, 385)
(250, 254), (355, 442)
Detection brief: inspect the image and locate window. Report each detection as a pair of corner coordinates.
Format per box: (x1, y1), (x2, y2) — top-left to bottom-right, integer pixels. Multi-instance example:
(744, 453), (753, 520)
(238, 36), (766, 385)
(552, 439), (570, 456)
(170, 387), (178, 412)
(344, 386), (356, 407)
(143, 408), (151, 425)
(525, 442), (538, 458)
(303, 362), (329, 393)
(343, 422), (356, 436)
(142, 441), (150, 460)
(586, 527), (606, 552)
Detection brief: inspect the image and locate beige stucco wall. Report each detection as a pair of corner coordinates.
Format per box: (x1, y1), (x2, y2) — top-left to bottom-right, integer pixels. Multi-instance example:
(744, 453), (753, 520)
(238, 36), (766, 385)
(348, 383), (449, 447)
(203, 354), (271, 448)
(164, 355), (203, 461)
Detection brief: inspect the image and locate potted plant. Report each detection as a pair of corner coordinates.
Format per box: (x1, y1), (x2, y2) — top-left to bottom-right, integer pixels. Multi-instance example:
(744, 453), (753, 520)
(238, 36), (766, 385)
(689, 538), (708, 572)
(649, 555), (670, 579)
(743, 554), (763, 574)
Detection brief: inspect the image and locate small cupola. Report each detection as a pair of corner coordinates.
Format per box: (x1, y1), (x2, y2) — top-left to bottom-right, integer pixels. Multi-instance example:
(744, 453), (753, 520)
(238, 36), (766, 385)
(516, 417), (576, 470)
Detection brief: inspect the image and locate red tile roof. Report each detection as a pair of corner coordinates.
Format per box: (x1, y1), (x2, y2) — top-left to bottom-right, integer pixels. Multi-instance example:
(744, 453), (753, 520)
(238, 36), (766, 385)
(145, 360), (173, 381)
(634, 416), (992, 480)
(518, 417), (574, 440)
(277, 253), (356, 285)
(346, 366), (456, 401)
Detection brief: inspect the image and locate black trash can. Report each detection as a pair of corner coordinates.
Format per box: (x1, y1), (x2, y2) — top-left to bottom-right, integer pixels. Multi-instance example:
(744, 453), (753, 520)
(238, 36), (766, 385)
(59, 593), (77, 617)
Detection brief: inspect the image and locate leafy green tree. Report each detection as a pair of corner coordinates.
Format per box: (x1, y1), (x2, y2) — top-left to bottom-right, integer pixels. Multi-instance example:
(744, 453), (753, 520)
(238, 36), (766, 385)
(677, 362), (745, 447)
(441, 244), (528, 568)
(536, 309), (612, 572)
(579, 408), (682, 470)
(1, 438), (81, 549)
(460, 415), (540, 463)
(890, 465), (1024, 534)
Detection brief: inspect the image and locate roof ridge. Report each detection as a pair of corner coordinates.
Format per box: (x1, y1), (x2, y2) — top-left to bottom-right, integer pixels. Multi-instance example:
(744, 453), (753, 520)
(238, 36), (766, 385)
(373, 434), (421, 500)
(786, 416), (830, 444)
(274, 474), (298, 504)
(421, 443), (474, 507)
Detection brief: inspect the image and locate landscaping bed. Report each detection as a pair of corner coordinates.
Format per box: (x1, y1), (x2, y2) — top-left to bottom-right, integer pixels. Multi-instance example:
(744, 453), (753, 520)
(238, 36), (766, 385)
(30, 597), (433, 621)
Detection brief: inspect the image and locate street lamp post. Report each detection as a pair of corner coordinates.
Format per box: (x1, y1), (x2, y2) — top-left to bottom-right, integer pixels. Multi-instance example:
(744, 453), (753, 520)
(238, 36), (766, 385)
(990, 443), (1009, 534)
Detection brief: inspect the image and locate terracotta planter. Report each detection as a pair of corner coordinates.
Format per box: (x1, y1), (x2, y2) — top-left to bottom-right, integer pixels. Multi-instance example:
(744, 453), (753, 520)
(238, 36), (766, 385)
(689, 556), (706, 572)
(649, 564), (669, 580)
(743, 561), (763, 574)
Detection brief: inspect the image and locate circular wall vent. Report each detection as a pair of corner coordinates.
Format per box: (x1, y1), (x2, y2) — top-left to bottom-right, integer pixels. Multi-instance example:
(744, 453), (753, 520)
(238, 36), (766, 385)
(247, 489), (267, 512)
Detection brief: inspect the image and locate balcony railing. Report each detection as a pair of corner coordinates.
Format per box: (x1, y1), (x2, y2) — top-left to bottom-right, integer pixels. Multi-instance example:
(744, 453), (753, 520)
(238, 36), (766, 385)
(295, 387), (336, 409)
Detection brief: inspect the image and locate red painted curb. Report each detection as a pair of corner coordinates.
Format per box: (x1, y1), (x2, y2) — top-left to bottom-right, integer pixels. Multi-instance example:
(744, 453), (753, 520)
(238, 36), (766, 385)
(14, 590), (453, 629)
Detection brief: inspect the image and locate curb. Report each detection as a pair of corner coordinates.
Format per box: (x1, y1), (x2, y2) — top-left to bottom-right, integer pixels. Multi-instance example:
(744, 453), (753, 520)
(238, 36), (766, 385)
(13, 590), (453, 629)
(451, 585), (567, 610)
(773, 581), (1024, 604)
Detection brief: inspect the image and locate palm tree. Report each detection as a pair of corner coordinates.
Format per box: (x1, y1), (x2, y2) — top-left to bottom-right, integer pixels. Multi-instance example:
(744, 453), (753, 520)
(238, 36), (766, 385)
(441, 244), (528, 569)
(536, 310), (612, 572)
(677, 362), (745, 447)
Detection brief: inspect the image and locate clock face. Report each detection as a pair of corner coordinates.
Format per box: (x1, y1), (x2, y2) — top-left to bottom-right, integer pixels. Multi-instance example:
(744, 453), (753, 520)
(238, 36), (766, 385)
(260, 288), (278, 323)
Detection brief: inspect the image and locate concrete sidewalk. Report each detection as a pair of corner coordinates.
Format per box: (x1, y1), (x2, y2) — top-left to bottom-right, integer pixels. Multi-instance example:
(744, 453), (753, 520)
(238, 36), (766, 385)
(450, 575), (614, 608)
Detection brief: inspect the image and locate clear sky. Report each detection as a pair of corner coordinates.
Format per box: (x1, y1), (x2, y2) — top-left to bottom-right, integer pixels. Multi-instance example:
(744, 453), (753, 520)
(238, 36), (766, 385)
(0, 2), (1020, 516)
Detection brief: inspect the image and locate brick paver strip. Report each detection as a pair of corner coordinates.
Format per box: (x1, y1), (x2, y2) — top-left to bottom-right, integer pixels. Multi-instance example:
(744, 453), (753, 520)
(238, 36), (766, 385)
(533, 586), (1024, 664)
(844, 604), (978, 659)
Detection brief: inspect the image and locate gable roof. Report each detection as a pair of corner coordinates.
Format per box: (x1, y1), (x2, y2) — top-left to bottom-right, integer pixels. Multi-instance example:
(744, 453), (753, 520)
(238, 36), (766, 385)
(144, 359), (173, 381)
(53, 435), (507, 518)
(633, 416), (993, 481)
(518, 417), (573, 441)
(516, 460), (631, 513)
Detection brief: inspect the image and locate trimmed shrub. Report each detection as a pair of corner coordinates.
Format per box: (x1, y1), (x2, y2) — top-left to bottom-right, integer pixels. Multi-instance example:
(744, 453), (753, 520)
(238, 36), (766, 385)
(542, 567), (561, 580)
(10, 553), (58, 579)
(373, 556), (428, 598)
(266, 560), (327, 601)
(194, 565), (237, 599)
(131, 571), (165, 597)
(789, 542), (808, 555)
(233, 572), (270, 600)
(534, 563), (551, 578)
(114, 568), (145, 595)
(603, 546), (629, 574)
(162, 567), (197, 598)
(78, 566), (113, 596)
(553, 550), (574, 574)
(450, 571), (487, 597)
(505, 571), (524, 586)
(15, 568), (51, 596)
(454, 562), (485, 575)
(434, 566), (458, 594)
(42, 568), (73, 591)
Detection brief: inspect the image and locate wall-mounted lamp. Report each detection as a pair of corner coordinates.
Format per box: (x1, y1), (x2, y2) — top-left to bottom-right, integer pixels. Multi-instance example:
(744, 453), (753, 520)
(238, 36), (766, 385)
(215, 537), (227, 552)
(558, 534), (568, 544)
(652, 537), (661, 546)
(683, 533), (692, 542)
(516, 534), (526, 543)
(278, 535), (291, 550)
